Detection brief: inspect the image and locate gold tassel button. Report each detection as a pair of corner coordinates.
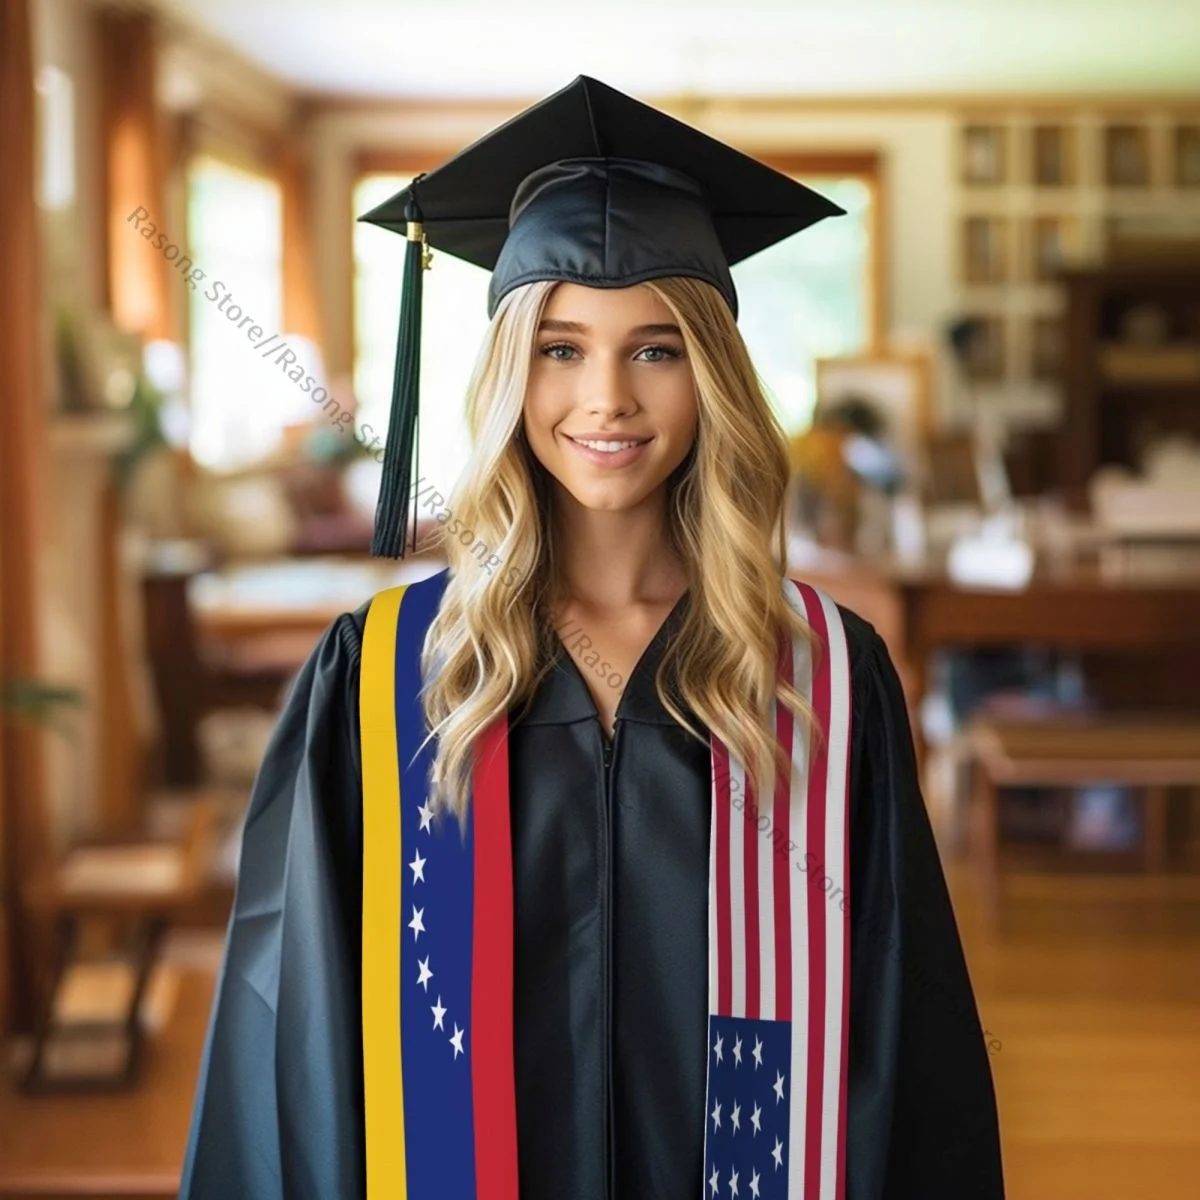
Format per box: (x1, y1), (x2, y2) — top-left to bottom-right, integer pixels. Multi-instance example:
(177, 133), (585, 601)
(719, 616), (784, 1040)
(406, 220), (433, 270)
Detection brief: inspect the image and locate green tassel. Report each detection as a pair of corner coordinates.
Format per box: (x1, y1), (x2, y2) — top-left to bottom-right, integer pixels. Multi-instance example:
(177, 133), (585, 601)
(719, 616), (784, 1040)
(372, 188), (430, 558)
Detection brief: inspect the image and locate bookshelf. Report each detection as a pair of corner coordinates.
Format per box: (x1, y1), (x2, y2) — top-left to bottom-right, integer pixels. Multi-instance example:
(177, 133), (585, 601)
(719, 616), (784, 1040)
(953, 104), (1200, 454)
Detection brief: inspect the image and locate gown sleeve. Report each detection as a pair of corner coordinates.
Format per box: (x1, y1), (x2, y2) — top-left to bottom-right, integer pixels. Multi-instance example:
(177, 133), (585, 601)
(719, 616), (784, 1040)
(842, 614), (1006, 1200)
(178, 608), (368, 1200)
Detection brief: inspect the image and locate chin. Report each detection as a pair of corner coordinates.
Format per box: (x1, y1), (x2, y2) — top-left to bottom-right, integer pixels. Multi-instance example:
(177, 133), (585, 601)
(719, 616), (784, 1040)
(557, 476), (663, 513)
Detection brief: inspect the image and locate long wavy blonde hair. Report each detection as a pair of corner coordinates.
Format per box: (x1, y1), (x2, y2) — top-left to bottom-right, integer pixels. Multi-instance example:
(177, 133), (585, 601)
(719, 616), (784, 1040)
(416, 275), (823, 824)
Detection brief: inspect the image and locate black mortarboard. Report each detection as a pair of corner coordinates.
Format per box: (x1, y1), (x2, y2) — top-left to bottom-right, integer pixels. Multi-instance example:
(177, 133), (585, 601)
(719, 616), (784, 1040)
(358, 74), (846, 557)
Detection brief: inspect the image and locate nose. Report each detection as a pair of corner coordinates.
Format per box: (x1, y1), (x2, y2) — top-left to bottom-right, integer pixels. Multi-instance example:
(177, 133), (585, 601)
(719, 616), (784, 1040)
(580, 352), (635, 419)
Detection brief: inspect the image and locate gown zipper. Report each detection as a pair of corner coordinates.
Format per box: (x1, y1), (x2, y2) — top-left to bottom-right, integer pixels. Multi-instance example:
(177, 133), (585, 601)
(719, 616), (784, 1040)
(600, 723), (615, 1200)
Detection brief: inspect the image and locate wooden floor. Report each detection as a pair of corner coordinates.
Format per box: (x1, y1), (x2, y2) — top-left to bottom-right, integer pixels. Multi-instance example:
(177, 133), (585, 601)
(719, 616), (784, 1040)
(953, 866), (1200, 1200)
(0, 965), (214, 1199)
(1, 869), (1199, 1198)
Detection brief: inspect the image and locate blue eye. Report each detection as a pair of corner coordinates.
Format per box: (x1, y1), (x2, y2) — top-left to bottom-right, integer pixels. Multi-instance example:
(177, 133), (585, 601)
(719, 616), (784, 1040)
(636, 344), (683, 363)
(539, 341), (682, 363)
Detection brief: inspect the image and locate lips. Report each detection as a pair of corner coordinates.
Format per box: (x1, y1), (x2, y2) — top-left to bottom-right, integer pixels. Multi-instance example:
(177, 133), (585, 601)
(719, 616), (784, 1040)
(568, 435), (650, 452)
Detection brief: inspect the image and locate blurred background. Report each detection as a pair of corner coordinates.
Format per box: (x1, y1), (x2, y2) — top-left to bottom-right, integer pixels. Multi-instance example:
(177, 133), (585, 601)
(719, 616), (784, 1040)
(2, 0), (1200, 1196)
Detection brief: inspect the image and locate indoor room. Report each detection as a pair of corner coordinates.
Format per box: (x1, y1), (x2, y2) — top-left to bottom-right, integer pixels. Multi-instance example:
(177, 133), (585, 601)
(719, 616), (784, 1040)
(1, 0), (1199, 1197)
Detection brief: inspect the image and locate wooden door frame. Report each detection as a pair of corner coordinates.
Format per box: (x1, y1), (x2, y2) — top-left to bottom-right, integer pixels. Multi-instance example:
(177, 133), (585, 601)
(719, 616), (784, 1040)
(760, 150), (887, 354)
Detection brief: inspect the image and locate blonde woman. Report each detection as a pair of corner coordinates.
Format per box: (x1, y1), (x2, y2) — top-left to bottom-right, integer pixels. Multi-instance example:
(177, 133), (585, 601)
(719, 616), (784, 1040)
(182, 78), (1003, 1200)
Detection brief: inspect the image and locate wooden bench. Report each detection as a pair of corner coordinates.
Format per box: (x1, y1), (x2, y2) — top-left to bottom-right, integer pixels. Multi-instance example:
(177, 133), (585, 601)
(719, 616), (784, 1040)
(967, 715), (1200, 929)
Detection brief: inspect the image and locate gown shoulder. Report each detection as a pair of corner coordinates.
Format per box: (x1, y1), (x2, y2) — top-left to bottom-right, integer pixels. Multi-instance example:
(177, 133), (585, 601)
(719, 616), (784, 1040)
(832, 602), (1006, 1198)
(179, 607), (371, 1199)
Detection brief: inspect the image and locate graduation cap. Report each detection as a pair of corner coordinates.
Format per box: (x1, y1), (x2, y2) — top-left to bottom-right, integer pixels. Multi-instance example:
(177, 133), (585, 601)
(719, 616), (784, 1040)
(358, 74), (846, 557)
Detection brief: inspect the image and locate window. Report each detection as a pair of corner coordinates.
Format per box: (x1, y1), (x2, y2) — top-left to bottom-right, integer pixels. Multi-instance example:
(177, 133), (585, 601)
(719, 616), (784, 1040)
(733, 175), (874, 433)
(353, 169), (873, 484)
(187, 157), (285, 470)
(35, 65), (75, 211)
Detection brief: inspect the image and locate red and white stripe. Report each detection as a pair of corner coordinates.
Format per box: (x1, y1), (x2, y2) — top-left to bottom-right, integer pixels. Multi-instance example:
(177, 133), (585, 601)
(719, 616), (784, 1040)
(705, 579), (852, 1199)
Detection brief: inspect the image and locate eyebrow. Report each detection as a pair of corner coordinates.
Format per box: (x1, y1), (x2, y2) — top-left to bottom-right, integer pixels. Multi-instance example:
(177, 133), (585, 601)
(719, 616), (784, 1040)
(537, 319), (683, 337)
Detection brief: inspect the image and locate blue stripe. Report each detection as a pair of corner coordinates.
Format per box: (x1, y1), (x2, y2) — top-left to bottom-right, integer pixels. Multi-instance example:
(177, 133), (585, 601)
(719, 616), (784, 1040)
(395, 571), (477, 1197)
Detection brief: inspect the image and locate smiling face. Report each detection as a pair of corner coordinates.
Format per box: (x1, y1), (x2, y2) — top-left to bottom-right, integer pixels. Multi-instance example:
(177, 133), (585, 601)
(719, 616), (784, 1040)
(522, 282), (699, 515)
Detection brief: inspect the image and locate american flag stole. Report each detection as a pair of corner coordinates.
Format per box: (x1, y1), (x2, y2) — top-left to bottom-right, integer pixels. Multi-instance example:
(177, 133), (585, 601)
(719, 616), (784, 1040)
(703, 580), (852, 1200)
(360, 575), (851, 1199)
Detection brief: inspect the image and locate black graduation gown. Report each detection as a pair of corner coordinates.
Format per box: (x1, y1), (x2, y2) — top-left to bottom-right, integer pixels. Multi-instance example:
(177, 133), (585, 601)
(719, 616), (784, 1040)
(179, 589), (1005, 1200)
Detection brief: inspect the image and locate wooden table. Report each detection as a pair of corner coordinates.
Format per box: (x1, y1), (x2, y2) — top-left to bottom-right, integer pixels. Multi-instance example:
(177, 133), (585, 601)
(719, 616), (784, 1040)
(144, 551), (444, 785)
(188, 547), (1200, 728)
(189, 554), (445, 642)
(790, 549), (1200, 753)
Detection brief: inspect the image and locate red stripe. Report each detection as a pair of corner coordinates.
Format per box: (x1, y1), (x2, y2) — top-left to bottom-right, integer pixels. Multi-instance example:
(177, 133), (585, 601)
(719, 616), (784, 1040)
(470, 717), (519, 1200)
(713, 737), (733, 1016)
(797, 583), (831, 1199)
(835, 618), (853, 1200)
(743, 765), (760, 1019)
(773, 625), (794, 1024)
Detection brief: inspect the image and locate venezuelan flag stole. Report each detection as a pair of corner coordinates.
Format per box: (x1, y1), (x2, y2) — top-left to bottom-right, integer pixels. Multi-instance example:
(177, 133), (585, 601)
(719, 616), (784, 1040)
(361, 573), (852, 1199)
(361, 577), (518, 1200)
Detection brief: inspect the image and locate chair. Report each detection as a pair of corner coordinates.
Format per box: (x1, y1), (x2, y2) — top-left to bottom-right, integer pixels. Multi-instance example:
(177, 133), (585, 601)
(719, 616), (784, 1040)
(19, 795), (221, 1091)
(967, 714), (1200, 930)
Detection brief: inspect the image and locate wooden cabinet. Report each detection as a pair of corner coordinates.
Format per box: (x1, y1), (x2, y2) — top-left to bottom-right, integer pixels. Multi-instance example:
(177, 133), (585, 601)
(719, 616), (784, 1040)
(1059, 262), (1200, 503)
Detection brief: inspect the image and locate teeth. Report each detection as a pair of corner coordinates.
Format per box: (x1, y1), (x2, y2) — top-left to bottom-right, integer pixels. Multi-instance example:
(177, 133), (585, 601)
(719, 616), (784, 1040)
(573, 438), (644, 452)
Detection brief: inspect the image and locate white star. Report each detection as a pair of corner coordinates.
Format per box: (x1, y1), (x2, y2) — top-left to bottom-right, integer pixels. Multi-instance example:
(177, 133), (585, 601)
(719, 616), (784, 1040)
(752, 1036), (764, 1069)
(711, 1098), (722, 1131)
(728, 1165), (740, 1196)
(449, 1022), (465, 1058)
(749, 1167), (761, 1198)
(409, 904), (425, 940)
(708, 1166), (720, 1196)
(431, 995), (446, 1030)
(732, 1035), (743, 1066)
(408, 849), (426, 883)
(772, 1136), (784, 1170)
(417, 800), (435, 832)
(730, 1100), (741, 1133)
(751, 1101), (763, 1135)
(416, 956), (433, 991)
(713, 1032), (724, 1064)
(773, 1069), (786, 1104)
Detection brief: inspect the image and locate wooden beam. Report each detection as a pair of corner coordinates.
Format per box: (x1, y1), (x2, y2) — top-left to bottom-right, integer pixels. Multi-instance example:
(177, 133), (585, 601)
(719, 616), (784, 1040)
(0, 0), (52, 1037)
(96, 6), (171, 340)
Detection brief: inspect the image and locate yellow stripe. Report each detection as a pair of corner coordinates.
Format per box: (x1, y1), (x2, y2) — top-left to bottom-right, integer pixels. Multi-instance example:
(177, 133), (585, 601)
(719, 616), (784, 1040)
(361, 585), (410, 1198)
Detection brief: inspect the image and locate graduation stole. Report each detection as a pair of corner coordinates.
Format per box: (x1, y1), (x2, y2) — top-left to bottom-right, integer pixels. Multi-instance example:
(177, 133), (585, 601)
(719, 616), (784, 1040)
(360, 572), (853, 1199)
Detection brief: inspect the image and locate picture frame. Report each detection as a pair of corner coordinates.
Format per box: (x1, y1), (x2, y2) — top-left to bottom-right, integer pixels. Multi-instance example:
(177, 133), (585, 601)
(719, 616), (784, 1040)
(814, 351), (934, 478)
(1030, 216), (1078, 282)
(924, 431), (985, 507)
(963, 216), (1009, 284)
(1104, 123), (1150, 187)
(1175, 124), (1200, 188)
(1032, 124), (1076, 187)
(961, 124), (1007, 186)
